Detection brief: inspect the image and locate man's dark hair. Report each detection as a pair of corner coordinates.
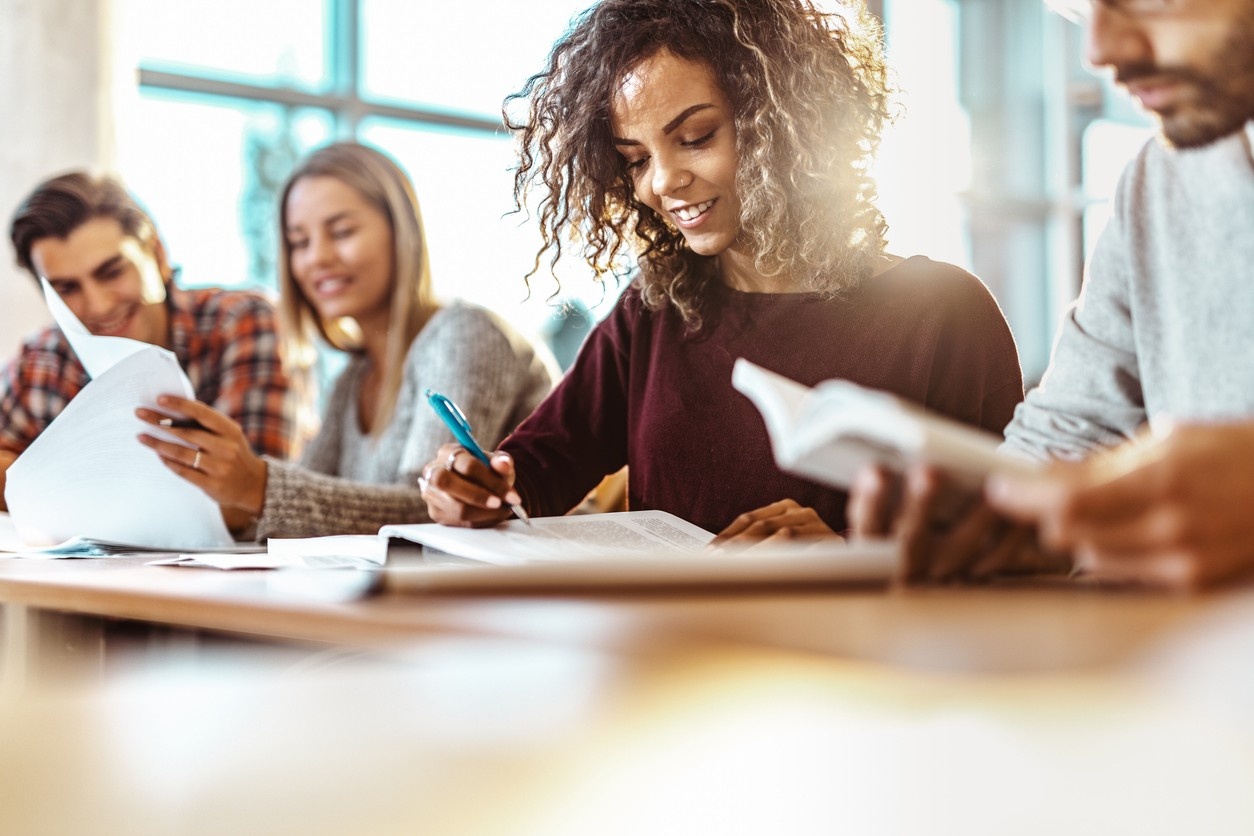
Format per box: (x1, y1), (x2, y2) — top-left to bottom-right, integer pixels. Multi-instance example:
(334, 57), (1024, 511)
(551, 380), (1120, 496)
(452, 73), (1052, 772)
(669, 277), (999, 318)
(10, 172), (158, 276)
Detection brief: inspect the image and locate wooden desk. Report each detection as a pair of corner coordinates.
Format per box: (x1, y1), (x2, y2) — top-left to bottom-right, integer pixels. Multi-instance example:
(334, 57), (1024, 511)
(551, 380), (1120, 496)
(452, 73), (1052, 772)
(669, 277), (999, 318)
(2, 606), (1253, 835)
(0, 554), (1246, 679)
(2, 557), (1254, 833)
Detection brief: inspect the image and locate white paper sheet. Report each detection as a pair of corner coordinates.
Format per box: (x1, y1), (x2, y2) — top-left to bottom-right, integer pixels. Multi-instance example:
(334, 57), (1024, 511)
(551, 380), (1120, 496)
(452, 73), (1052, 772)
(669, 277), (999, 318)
(0, 512), (20, 552)
(40, 277), (154, 380)
(3, 282), (232, 550)
(151, 535), (387, 570)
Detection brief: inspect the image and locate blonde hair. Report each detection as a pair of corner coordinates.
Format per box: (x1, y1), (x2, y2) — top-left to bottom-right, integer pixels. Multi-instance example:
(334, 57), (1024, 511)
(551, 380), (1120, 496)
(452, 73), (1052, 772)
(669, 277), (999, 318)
(507, 0), (892, 328)
(277, 142), (438, 434)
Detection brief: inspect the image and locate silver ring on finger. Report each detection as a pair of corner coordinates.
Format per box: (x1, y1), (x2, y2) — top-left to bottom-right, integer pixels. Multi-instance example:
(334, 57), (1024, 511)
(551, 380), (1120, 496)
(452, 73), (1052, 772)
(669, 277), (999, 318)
(192, 450), (203, 471)
(445, 449), (460, 471)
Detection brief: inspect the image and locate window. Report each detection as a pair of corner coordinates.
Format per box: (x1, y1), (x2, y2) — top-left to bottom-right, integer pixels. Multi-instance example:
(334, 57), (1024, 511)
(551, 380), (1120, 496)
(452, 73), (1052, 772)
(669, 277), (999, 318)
(877, 0), (971, 269)
(116, 0), (598, 340)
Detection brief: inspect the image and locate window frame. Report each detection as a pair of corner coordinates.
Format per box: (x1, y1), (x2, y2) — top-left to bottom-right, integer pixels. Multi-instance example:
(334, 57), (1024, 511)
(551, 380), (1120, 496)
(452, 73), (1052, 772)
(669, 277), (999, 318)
(136, 0), (504, 140)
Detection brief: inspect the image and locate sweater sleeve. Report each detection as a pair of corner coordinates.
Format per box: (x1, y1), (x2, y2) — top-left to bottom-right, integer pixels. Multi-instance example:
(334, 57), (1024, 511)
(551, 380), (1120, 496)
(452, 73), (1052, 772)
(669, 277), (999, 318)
(392, 305), (555, 483)
(255, 457), (428, 538)
(1002, 159), (1148, 462)
(254, 305), (554, 539)
(502, 292), (635, 518)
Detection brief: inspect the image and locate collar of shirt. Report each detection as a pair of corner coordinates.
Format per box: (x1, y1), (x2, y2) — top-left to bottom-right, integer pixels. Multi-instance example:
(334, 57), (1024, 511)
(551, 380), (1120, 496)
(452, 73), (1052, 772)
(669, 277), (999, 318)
(164, 283), (198, 367)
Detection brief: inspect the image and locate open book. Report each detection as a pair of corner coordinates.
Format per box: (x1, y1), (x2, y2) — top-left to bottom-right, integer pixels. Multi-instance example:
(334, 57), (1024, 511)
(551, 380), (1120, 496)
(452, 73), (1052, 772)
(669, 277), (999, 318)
(379, 510), (898, 592)
(732, 359), (1038, 490)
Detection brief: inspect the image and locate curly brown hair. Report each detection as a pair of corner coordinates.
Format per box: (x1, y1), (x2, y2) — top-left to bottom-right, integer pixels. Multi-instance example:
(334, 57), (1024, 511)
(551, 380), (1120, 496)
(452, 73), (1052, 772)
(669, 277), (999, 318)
(505, 0), (893, 326)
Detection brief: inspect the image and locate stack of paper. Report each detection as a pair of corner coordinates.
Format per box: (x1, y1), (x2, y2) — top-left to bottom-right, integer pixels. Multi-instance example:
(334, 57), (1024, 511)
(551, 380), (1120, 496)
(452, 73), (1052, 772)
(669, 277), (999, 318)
(3, 281), (233, 551)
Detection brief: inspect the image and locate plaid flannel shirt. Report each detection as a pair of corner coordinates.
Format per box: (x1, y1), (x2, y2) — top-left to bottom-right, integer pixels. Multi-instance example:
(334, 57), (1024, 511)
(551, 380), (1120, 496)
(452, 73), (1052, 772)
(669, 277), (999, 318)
(0, 285), (301, 459)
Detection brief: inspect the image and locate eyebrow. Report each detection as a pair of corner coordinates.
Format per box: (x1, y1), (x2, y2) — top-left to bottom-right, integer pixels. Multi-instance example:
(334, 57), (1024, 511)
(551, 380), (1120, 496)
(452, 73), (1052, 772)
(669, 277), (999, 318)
(286, 210), (355, 236)
(42, 252), (129, 284)
(90, 255), (127, 279)
(612, 103), (716, 146)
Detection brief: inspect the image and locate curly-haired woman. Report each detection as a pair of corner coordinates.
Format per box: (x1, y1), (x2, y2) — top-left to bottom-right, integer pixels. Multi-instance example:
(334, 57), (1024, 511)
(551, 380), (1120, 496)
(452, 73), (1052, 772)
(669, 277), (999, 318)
(420, 0), (1023, 545)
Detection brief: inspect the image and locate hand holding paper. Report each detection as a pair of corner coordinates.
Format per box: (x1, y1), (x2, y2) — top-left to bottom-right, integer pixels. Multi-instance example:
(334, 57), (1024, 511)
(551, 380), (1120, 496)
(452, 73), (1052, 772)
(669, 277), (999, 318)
(4, 281), (232, 550)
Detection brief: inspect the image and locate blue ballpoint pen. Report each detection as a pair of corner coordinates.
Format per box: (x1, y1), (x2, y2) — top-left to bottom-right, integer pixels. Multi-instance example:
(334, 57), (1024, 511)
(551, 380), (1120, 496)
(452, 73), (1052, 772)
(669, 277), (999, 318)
(425, 389), (531, 525)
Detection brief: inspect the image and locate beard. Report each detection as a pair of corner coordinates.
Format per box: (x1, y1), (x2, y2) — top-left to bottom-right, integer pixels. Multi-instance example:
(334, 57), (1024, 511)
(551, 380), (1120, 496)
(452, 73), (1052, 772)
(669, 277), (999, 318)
(1115, 9), (1254, 150)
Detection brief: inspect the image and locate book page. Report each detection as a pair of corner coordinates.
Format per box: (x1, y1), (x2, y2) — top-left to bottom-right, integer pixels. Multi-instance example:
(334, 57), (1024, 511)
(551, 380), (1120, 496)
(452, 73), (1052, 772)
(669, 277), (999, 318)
(380, 511), (716, 566)
(729, 360), (810, 449)
(733, 358), (1039, 489)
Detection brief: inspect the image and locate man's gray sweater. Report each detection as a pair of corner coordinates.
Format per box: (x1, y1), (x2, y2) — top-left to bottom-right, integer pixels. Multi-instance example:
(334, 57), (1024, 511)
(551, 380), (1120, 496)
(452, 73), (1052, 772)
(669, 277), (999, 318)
(1003, 122), (1254, 461)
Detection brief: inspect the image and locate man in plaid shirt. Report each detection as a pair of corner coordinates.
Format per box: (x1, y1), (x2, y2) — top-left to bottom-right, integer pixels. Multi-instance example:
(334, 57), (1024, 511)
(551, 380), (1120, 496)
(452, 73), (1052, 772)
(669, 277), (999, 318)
(0, 172), (303, 518)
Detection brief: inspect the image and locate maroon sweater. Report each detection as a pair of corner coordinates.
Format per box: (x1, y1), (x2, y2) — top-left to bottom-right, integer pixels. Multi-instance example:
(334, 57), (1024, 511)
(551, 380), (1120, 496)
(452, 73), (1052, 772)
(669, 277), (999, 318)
(502, 256), (1024, 534)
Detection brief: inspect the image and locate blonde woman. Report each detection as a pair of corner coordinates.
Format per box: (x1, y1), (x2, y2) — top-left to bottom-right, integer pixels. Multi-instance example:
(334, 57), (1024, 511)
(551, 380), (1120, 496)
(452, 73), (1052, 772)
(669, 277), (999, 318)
(138, 142), (554, 537)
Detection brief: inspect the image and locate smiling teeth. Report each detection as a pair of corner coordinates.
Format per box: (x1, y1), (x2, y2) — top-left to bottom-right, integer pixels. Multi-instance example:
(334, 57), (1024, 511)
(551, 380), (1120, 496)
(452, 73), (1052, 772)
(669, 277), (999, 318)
(674, 200), (714, 222)
(316, 277), (349, 294)
(94, 311), (130, 333)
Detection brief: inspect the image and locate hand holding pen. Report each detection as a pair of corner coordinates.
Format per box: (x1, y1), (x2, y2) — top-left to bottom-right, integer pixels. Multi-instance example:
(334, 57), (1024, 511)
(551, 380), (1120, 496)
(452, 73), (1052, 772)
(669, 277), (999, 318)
(419, 389), (531, 527)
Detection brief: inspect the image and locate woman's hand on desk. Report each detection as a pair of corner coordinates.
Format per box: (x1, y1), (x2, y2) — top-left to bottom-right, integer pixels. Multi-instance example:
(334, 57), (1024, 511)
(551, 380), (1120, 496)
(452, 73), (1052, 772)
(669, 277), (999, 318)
(136, 395), (267, 518)
(419, 442), (517, 528)
(847, 464), (1050, 584)
(708, 499), (839, 551)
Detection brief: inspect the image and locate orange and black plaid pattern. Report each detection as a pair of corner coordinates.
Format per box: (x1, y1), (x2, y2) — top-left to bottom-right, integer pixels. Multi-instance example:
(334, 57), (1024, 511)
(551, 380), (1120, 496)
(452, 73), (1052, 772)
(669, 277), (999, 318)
(0, 286), (301, 460)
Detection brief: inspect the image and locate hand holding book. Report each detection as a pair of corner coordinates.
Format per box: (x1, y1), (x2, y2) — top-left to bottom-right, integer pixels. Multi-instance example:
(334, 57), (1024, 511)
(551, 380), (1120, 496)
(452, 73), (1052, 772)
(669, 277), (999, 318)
(734, 359), (1056, 583)
(731, 358), (1038, 490)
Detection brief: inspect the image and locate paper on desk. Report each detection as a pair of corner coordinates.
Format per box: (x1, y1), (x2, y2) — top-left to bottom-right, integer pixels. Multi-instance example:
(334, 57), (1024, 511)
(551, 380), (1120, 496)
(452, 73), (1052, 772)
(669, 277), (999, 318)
(151, 535), (388, 569)
(0, 512), (19, 551)
(3, 281), (232, 551)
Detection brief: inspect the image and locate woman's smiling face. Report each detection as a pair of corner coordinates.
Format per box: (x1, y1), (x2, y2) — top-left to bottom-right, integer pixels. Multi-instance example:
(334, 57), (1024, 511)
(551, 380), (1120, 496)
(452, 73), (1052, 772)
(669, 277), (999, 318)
(284, 175), (395, 330)
(610, 50), (743, 259)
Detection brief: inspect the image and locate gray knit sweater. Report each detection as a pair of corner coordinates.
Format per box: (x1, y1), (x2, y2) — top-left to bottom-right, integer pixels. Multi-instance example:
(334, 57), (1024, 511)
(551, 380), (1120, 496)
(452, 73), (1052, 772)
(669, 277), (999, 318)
(1003, 122), (1254, 461)
(255, 302), (555, 538)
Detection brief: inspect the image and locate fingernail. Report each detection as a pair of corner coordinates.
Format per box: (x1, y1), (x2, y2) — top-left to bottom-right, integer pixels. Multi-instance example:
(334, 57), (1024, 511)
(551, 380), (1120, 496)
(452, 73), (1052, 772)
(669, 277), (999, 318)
(486, 496), (502, 509)
(158, 395), (173, 406)
(505, 491), (521, 505)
